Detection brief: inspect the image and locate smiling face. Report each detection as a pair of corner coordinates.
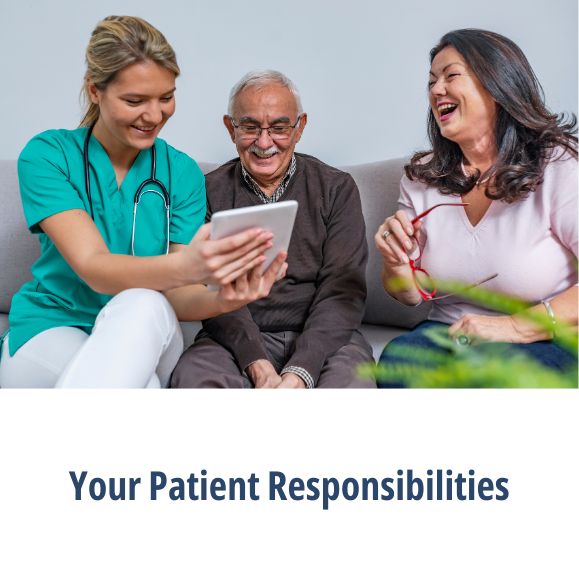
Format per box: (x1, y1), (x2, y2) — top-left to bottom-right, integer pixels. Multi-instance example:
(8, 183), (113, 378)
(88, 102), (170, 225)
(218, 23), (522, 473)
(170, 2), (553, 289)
(88, 60), (176, 153)
(224, 83), (307, 188)
(429, 46), (498, 149)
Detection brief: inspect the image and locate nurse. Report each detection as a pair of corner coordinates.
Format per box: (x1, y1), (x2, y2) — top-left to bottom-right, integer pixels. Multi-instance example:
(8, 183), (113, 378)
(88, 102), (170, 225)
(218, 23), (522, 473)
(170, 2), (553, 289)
(0, 15), (286, 389)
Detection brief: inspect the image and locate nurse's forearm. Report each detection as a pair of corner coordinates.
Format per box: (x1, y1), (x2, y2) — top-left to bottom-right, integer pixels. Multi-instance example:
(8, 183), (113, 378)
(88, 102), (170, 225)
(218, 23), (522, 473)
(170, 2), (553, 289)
(80, 251), (192, 294)
(38, 209), (271, 295)
(38, 209), (190, 294)
(163, 285), (226, 321)
(77, 243), (268, 296)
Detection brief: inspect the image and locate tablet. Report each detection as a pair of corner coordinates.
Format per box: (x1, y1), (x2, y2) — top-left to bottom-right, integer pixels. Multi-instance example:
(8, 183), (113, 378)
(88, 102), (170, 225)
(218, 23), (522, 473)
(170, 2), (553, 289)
(208, 200), (298, 290)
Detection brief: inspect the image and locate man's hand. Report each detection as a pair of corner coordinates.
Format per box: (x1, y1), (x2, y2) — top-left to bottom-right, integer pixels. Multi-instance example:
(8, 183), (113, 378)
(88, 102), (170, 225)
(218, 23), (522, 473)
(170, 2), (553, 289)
(246, 360), (282, 388)
(276, 373), (307, 389)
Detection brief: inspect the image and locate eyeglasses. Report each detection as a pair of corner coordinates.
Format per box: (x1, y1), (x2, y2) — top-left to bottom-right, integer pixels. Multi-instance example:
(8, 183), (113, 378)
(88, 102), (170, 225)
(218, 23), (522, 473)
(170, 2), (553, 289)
(409, 203), (498, 300)
(230, 115), (301, 140)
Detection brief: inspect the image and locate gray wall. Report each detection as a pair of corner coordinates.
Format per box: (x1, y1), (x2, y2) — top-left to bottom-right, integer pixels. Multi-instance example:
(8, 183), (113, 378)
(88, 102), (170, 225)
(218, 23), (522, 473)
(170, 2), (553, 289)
(1, 0), (577, 166)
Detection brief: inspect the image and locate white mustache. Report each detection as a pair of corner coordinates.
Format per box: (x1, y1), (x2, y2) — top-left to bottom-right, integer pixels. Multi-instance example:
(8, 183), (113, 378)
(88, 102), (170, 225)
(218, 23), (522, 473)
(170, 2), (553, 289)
(248, 143), (281, 157)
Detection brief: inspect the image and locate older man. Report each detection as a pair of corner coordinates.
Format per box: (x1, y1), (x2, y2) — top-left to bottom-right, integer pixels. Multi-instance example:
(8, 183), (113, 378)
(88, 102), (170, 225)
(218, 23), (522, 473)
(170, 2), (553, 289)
(171, 70), (375, 389)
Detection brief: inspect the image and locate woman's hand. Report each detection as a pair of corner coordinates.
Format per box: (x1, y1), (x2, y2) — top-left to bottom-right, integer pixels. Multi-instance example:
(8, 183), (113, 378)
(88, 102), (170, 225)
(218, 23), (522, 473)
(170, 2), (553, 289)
(375, 210), (424, 305)
(448, 313), (522, 345)
(180, 223), (276, 286)
(375, 210), (422, 268)
(216, 252), (288, 314)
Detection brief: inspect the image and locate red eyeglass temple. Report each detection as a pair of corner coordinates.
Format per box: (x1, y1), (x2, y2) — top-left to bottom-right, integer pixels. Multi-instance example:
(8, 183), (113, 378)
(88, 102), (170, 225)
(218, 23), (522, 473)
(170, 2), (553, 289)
(411, 203), (469, 224)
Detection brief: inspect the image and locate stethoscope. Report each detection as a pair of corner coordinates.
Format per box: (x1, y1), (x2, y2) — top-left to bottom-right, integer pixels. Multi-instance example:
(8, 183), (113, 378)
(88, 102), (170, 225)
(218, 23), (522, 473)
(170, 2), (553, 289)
(83, 123), (171, 255)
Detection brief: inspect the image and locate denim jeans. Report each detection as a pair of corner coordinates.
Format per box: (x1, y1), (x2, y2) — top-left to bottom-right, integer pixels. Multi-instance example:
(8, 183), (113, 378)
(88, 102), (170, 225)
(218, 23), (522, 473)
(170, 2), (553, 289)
(377, 320), (576, 389)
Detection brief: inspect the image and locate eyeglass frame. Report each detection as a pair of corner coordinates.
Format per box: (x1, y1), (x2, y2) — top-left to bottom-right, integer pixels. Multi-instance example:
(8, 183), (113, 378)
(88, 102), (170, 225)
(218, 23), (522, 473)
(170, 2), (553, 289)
(407, 203), (498, 300)
(230, 115), (302, 140)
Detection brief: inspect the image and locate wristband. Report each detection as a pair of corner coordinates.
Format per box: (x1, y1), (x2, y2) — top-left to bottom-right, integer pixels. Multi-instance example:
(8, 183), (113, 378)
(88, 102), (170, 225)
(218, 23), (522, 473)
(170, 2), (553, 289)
(541, 300), (557, 339)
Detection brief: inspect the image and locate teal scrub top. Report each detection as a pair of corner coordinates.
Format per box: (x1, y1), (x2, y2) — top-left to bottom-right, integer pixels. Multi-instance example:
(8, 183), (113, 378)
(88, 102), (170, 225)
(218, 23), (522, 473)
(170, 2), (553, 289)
(6, 127), (206, 356)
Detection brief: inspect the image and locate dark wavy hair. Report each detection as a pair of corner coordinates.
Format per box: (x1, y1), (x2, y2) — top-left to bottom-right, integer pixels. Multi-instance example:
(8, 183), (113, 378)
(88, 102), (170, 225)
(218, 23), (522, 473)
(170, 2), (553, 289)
(405, 29), (578, 203)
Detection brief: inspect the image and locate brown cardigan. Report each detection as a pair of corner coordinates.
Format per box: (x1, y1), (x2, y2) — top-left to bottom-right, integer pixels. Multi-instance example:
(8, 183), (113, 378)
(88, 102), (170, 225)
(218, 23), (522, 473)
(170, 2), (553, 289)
(201, 153), (368, 383)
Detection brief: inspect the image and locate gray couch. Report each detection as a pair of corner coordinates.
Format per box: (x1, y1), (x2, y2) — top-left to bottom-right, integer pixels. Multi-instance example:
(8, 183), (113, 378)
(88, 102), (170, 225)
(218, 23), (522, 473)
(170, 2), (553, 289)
(0, 157), (431, 363)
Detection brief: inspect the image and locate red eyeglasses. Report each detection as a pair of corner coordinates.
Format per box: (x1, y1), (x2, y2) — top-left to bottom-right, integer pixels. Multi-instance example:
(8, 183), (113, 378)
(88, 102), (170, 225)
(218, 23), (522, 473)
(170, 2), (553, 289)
(409, 203), (498, 300)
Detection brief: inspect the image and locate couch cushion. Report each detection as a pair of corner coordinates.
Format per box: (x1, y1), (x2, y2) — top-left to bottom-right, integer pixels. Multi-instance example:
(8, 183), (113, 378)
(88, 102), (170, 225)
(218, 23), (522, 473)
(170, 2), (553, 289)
(358, 323), (408, 363)
(0, 313), (8, 339)
(197, 162), (220, 175)
(180, 320), (202, 350)
(0, 161), (40, 313)
(340, 159), (431, 329)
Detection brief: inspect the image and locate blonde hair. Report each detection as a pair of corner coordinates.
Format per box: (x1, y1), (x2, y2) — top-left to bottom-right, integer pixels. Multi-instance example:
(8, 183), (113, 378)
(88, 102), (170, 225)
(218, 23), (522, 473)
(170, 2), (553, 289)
(79, 15), (180, 128)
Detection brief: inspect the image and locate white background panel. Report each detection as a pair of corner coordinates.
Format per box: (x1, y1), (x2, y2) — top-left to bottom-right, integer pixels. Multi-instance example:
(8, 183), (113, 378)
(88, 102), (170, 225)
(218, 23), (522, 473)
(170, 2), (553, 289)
(0, 391), (576, 574)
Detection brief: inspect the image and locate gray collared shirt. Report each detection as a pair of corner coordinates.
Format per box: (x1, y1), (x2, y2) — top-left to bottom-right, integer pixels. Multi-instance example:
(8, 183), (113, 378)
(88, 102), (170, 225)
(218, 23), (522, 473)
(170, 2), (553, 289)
(240, 154), (297, 204)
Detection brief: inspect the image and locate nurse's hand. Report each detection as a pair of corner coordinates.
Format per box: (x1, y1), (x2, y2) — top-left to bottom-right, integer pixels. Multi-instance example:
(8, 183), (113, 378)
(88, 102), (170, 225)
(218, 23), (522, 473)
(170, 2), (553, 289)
(182, 223), (276, 286)
(216, 252), (288, 313)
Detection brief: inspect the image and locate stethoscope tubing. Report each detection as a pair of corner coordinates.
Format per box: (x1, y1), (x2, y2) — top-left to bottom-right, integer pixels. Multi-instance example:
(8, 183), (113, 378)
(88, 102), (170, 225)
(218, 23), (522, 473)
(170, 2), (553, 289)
(83, 123), (171, 255)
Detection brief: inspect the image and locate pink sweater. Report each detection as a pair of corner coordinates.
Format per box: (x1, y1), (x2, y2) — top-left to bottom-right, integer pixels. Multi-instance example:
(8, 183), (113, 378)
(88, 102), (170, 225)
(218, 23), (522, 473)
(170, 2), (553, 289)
(398, 150), (578, 325)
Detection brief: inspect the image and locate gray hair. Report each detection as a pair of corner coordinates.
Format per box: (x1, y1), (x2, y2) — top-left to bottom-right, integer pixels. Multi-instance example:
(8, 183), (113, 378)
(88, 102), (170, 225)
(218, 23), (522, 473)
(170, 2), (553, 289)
(227, 69), (303, 117)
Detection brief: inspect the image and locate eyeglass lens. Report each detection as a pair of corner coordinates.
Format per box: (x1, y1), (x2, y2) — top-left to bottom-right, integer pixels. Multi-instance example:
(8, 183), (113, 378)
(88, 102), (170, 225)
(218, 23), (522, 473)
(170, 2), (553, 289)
(237, 126), (293, 140)
(413, 269), (435, 297)
(409, 203), (497, 300)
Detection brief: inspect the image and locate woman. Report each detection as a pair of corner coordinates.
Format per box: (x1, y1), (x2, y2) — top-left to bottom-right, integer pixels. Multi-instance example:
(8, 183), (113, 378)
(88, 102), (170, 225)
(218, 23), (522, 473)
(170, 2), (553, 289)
(375, 29), (577, 386)
(0, 16), (286, 389)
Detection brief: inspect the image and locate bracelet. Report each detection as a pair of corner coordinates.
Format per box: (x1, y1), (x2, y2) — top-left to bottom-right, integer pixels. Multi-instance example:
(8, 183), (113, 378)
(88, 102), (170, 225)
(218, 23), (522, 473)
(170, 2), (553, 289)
(541, 300), (557, 339)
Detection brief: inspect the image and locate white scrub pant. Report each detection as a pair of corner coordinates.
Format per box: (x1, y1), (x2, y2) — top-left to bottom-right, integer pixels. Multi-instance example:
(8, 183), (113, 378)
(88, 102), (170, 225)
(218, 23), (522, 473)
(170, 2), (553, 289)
(0, 289), (183, 389)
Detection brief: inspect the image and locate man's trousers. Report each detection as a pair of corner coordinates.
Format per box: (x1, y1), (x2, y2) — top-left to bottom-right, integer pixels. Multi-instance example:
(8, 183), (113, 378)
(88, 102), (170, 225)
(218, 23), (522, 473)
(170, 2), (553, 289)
(170, 330), (376, 389)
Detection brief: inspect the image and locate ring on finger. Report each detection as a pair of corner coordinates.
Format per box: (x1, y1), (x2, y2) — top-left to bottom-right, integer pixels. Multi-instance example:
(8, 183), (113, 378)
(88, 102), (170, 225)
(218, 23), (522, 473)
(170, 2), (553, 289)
(455, 334), (471, 347)
(382, 230), (391, 240)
